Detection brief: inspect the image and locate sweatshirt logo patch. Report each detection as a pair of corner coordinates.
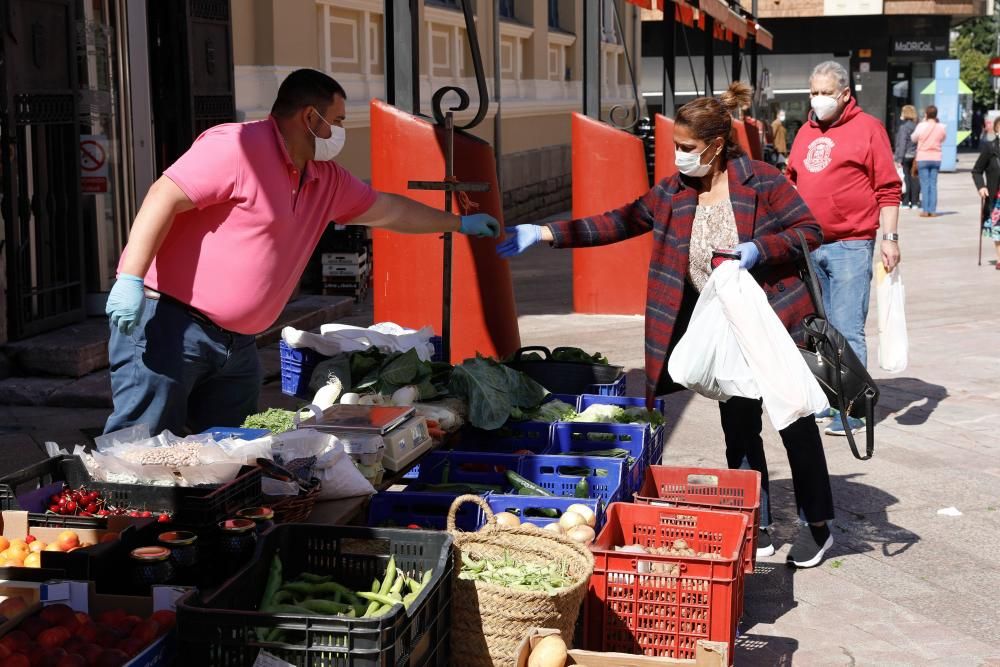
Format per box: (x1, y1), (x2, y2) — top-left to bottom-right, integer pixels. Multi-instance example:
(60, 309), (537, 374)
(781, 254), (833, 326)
(804, 137), (835, 173)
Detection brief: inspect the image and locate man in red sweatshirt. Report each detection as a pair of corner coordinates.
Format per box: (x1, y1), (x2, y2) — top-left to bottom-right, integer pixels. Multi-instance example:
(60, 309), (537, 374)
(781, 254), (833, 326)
(787, 60), (901, 436)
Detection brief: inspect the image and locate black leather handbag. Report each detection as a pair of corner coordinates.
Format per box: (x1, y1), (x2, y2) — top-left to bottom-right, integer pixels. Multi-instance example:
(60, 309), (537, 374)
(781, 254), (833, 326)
(795, 231), (879, 460)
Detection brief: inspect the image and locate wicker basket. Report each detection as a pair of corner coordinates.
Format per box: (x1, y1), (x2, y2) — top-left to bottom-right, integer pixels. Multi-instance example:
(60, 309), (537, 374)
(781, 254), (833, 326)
(266, 478), (321, 523)
(447, 495), (594, 667)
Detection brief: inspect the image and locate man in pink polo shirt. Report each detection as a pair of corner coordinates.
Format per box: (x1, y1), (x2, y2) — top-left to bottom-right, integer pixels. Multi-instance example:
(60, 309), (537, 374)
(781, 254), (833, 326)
(103, 69), (500, 435)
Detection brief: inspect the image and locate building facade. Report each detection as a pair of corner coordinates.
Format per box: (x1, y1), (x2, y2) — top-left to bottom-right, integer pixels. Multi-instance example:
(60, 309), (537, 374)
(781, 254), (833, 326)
(231, 0), (644, 224)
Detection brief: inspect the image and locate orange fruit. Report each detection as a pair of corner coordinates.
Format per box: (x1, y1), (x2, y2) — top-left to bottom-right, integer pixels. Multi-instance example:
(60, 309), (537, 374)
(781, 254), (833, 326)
(57, 530), (79, 551)
(5, 553), (24, 567)
(0, 536), (9, 552)
(23, 552), (41, 568)
(9, 538), (27, 551)
(28, 541), (47, 553)
(44, 543), (62, 552)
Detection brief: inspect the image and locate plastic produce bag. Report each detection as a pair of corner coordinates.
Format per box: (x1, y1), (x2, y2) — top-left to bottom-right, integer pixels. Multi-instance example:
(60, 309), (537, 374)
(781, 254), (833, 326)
(667, 267), (760, 402)
(268, 429), (375, 500)
(876, 263), (908, 373)
(282, 321), (436, 361)
(712, 262), (829, 431)
(895, 162), (906, 194)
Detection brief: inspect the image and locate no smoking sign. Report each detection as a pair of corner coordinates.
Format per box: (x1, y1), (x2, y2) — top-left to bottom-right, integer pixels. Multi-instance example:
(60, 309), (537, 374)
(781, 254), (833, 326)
(80, 134), (109, 194)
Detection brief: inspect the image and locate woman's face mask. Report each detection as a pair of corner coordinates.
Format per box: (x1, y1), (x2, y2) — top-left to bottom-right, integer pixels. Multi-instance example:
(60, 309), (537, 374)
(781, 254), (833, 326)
(308, 107), (346, 160)
(674, 139), (721, 177)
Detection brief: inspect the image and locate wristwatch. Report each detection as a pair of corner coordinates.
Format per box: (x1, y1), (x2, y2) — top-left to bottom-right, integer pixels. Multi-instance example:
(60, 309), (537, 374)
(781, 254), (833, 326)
(883, 233), (899, 242)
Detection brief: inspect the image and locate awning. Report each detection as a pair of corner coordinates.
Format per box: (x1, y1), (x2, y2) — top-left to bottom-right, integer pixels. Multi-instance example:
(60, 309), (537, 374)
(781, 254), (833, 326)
(632, 0), (769, 49)
(920, 79), (973, 95)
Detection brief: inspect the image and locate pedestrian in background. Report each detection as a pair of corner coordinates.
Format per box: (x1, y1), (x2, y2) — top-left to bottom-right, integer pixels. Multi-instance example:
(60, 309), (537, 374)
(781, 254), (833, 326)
(786, 60), (901, 437)
(894, 105), (919, 210)
(972, 116), (1000, 270)
(500, 82), (837, 569)
(912, 106), (947, 218)
(972, 108), (984, 148)
(772, 110), (788, 167)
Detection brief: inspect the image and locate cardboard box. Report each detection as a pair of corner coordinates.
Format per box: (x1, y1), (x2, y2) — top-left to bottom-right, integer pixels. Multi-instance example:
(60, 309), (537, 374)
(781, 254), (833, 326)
(38, 581), (187, 667)
(515, 629), (728, 667)
(0, 510), (136, 580)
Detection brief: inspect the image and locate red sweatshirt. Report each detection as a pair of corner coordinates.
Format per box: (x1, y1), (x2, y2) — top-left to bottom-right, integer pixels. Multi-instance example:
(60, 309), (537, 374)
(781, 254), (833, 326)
(787, 99), (901, 242)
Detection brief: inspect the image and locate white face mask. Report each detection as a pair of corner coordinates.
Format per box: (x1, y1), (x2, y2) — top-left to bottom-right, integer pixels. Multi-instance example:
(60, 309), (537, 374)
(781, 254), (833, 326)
(810, 91), (843, 122)
(778, 112), (786, 122)
(675, 141), (720, 177)
(308, 108), (346, 160)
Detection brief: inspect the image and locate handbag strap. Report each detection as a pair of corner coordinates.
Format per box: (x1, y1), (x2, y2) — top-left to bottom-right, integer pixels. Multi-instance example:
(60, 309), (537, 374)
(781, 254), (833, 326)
(794, 229), (827, 319)
(831, 383), (875, 461)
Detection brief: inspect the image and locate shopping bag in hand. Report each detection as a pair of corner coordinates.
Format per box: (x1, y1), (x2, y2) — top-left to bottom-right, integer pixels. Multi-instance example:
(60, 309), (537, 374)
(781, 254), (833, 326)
(667, 266), (760, 402)
(876, 264), (908, 373)
(713, 262), (830, 431)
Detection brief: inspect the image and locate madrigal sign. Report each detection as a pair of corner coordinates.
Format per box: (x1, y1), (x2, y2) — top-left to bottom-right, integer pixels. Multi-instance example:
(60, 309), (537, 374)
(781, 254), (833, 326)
(890, 37), (948, 57)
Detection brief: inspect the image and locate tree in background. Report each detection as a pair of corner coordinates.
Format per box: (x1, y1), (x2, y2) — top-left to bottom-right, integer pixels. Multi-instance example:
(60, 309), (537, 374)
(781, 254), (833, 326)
(952, 16), (995, 109)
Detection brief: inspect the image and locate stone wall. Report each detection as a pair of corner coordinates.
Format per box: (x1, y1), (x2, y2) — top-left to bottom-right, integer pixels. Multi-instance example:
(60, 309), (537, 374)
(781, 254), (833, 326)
(501, 144), (572, 226)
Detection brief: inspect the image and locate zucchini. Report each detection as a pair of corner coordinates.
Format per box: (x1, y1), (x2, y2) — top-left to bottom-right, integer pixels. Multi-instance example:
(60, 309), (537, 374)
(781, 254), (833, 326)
(575, 478), (590, 498)
(505, 470), (553, 496)
(578, 448), (630, 458)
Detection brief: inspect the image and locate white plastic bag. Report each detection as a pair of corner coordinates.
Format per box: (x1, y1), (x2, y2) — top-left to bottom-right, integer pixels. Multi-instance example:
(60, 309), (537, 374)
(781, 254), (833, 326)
(713, 262), (829, 431)
(876, 263), (908, 373)
(667, 271), (760, 402)
(282, 322), (436, 361)
(895, 162), (906, 195)
(268, 429), (375, 500)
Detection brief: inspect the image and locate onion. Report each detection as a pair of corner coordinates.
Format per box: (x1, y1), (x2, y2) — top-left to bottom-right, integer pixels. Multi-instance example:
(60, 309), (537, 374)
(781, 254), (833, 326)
(519, 522), (538, 531)
(567, 525), (596, 545)
(566, 503), (596, 528)
(543, 522), (564, 535)
(494, 512), (521, 529)
(558, 511), (587, 531)
(391, 385), (420, 406)
(340, 392), (361, 405)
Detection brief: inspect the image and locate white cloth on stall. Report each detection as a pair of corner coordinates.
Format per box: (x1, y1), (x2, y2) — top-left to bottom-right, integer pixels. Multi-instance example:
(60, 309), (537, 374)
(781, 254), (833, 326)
(282, 322), (436, 361)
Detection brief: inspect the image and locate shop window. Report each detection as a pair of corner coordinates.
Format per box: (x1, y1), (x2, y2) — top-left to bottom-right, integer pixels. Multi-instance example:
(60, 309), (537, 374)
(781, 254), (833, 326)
(499, 0), (515, 19)
(548, 0), (560, 29)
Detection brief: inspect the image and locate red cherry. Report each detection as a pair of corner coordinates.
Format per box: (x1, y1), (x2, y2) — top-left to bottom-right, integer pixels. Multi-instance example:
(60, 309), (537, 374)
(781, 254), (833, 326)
(49, 504), (61, 513)
(24, 535), (36, 544)
(127, 511), (139, 518)
(157, 514), (170, 523)
(96, 509), (110, 517)
(50, 495), (63, 505)
(138, 511), (152, 518)
(85, 503), (98, 514)
(65, 501), (78, 513)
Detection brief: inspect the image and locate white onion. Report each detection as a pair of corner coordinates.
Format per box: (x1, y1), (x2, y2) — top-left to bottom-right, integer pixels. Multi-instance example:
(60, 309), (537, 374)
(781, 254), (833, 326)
(543, 522), (564, 534)
(340, 392), (361, 405)
(558, 511), (587, 531)
(567, 525), (596, 545)
(494, 512), (521, 529)
(566, 503), (596, 528)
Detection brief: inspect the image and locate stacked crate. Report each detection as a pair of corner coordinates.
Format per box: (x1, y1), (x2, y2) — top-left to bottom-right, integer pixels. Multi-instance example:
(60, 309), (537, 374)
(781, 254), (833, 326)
(322, 226), (372, 302)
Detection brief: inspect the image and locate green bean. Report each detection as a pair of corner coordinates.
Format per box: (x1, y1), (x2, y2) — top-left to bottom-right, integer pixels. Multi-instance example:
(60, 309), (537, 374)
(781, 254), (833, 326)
(358, 591), (400, 608)
(279, 582), (315, 596)
(256, 554), (283, 640)
(299, 572), (332, 583)
(270, 603), (314, 615)
(300, 599), (352, 615)
(378, 557), (397, 596)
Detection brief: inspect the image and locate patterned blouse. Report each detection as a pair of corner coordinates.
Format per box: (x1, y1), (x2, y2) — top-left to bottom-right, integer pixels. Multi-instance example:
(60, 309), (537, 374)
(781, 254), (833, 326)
(688, 200), (739, 292)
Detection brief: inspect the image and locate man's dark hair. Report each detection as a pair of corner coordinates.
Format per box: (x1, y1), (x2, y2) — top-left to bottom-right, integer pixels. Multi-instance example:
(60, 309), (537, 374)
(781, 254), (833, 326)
(271, 69), (346, 118)
(925, 105), (938, 120)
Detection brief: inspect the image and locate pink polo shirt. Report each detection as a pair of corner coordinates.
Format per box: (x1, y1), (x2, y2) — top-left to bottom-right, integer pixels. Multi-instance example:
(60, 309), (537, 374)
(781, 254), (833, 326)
(138, 117), (376, 334)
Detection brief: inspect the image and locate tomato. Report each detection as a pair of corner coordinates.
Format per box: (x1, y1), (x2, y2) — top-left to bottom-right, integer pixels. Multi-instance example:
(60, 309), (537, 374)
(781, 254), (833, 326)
(77, 645), (102, 666)
(37, 627), (70, 650)
(54, 655), (85, 667)
(0, 654), (31, 667)
(39, 606), (75, 627)
(0, 631), (32, 654)
(114, 638), (144, 659)
(148, 610), (175, 635)
(18, 617), (50, 640)
(93, 649), (128, 667)
(74, 625), (97, 645)
(128, 620), (157, 647)
(94, 611), (125, 627)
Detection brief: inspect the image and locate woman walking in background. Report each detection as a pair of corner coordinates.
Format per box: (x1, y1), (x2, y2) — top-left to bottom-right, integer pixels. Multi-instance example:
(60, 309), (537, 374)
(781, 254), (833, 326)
(894, 105), (919, 209)
(972, 116), (1000, 269)
(911, 106), (947, 218)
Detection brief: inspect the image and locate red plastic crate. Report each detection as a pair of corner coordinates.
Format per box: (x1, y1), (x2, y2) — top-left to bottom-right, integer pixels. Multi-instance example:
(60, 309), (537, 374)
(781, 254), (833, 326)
(635, 466), (761, 576)
(585, 503), (747, 665)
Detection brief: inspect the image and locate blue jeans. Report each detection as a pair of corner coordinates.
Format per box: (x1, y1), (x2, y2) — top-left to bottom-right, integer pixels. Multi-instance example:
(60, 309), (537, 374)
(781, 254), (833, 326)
(811, 240), (875, 367)
(104, 296), (261, 436)
(917, 160), (940, 214)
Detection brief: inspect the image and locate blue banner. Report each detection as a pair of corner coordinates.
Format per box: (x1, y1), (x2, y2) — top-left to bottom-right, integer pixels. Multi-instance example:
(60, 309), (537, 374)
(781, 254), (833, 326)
(935, 59), (959, 172)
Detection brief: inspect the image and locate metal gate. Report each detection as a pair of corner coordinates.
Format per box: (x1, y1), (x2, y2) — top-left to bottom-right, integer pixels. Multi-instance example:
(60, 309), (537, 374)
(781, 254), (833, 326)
(147, 0), (235, 172)
(0, 0), (86, 340)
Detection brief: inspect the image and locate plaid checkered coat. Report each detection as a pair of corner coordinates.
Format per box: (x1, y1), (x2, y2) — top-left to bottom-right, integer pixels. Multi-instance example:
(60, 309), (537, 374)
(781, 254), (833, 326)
(547, 154), (823, 400)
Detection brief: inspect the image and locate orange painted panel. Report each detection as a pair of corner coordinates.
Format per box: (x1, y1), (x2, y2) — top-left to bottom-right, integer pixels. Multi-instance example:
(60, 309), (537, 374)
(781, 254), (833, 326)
(743, 118), (764, 160)
(571, 113), (651, 316)
(654, 114), (677, 185)
(369, 100), (520, 363)
(732, 120), (753, 157)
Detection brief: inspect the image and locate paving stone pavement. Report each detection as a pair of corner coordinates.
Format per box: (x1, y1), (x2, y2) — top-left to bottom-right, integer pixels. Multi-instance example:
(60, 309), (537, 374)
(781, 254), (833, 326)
(0, 155), (997, 664)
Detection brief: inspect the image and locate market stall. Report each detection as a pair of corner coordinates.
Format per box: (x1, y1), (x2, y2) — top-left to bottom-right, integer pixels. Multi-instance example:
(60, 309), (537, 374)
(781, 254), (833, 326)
(0, 318), (758, 666)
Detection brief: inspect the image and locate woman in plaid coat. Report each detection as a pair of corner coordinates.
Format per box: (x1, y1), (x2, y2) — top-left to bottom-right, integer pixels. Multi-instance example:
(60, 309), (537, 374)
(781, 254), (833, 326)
(499, 82), (836, 568)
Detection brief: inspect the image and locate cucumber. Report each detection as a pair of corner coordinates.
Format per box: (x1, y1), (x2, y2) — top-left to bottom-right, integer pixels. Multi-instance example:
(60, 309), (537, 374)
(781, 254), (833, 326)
(505, 470), (553, 496)
(575, 478), (590, 498)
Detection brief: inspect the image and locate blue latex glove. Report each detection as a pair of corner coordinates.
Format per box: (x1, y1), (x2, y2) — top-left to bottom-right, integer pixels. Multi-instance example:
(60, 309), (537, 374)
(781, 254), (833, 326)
(459, 213), (501, 238)
(735, 242), (761, 270)
(496, 225), (543, 259)
(106, 274), (146, 336)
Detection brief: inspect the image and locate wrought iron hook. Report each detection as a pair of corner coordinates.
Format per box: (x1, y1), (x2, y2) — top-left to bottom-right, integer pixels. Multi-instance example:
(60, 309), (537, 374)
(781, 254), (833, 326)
(431, 0), (489, 130)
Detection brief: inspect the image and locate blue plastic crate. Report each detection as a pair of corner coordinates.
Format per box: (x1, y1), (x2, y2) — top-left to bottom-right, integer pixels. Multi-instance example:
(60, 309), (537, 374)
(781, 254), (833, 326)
(368, 490), (481, 531)
(201, 427), (272, 441)
(587, 374), (627, 397)
(549, 422), (650, 497)
(482, 494), (606, 531)
(515, 454), (627, 504)
(278, 341), (330, 399)
(454, 421), (554, 455)
(410, 451), (522, 490)
(576, 394), (666, 466)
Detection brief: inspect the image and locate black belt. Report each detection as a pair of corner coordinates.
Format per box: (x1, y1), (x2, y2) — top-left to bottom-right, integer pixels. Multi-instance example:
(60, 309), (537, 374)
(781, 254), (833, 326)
(143, 288), (231, 333)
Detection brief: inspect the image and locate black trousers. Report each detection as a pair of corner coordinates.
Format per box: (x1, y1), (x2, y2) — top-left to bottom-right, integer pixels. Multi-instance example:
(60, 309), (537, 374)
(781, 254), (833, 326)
(901, 157), (919, 207)
(718, 397), (835, 526)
